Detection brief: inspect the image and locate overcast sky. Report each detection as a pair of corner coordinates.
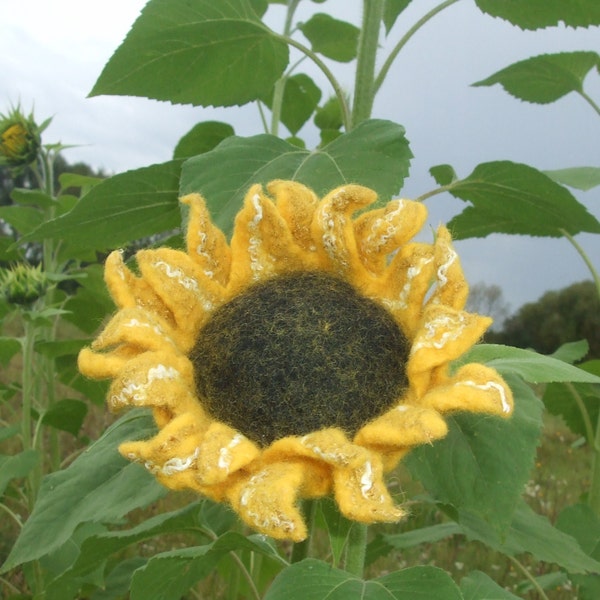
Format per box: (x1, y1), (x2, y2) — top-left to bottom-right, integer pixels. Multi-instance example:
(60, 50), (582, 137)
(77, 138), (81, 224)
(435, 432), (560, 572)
(1, 0), (599, 317)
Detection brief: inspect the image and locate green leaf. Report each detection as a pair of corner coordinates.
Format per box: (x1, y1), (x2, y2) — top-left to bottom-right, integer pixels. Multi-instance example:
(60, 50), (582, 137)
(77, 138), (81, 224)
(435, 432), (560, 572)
(473, 51), (600, 104)
(542, 360), (600, 442)
(58, 173), (104, 194)
(545, 166), (600, 191)
(429, 163), (457, 186)
(383, 0), (412, 34)
(556, 504), (600, 599)
(299, 13), (360, 62)
(90, 0), (288, 107)
(0, 336), (21, 367)
(460, 570), (521, 599)
(264, 560), (463, 599)
(41, 399), (88, 436)
(475, 0), (600, 29)
(368, 522), (462, 566)
(458, 499), (600, 574)
(550, 339), (590, 364)
(314, 96), (344, 130)
(406, 374), (543, 533)
(91, 557), (147, 600)
(0, 424), (19, 443)
(173, 121), (235, 159)
(460, 344), (600, 384)
(10, 188), (55, 209)
(130, 532), (285, 600)
(263, 73), (322, 135)
(445, 161), (600, 239)
(0, 450), (39, 497)
(20, 161), (183, 251)
(180, 119), (412, 234)
(1, 410), (165, 572)
(0, 205), (44, 236)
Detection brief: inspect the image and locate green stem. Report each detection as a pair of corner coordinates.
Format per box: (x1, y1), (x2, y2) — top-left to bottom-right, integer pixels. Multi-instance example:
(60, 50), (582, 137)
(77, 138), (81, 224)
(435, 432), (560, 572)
(291, 500), (317, 563)
(415, 183), (454, 202)
(270, 0), (301, 136)
(578, 90), (600, 118)
(508, 556), (550, 600)
(343, 523), (368, 577)
(351, 0), (384, 127)
(278, 34), (351, 131)
(565, 382), (595, 446)
(374, 0), (462, 93)
(559, 228), (600, 514)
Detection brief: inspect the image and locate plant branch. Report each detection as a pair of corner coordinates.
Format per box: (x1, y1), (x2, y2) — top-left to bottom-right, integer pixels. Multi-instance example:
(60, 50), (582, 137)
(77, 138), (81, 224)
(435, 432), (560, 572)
(375, 0), (462, 94)
(291, 500), (317, 563)
(578, 90), (600, 118)
(343, 523), (368, 577)
(559, 228), (600, 300)
(277, 34), (351, 131)
(415, 183), (455, 202)
(508, 555), (550, 600)
(351, 0), (384, 127)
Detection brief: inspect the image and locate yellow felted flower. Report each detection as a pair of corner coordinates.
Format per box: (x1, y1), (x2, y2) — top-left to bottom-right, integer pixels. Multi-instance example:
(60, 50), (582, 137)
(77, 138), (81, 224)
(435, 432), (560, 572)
(78, 181), (513, 542)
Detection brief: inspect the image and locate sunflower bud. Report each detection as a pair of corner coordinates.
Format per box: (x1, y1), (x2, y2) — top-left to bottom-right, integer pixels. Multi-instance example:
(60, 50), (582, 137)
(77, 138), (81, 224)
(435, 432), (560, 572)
(0, 107), (42, 168)
(0, 264), (49, 306)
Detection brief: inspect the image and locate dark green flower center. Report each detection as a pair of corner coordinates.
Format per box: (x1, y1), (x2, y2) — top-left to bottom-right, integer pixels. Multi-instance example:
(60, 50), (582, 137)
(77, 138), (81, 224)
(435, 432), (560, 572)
(191, 271), (409, 447)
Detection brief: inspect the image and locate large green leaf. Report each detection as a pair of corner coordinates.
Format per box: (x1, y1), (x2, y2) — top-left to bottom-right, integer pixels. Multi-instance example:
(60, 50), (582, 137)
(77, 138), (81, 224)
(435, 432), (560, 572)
(473, 51), (600, 104)
(90, 0), (288, 106)
(181, 119), (412, 234)
(475, 0), (600, 29)
(264, 560), (463, 599)
(545, 167), (600, 191)
(0, 205), (44, 236)
(298, 13), (360, 62)
(1, 410), (164, 572)
(20, 161), (183, 251)
(458, 499), (600, 574)
(406, 374), (543, 533)
(442, 161), (600, 239)
(0, 336), (21, 367)
(130, 532), (286, 600)
(459, 345), (600, 384)
(460, 571), (521, 599)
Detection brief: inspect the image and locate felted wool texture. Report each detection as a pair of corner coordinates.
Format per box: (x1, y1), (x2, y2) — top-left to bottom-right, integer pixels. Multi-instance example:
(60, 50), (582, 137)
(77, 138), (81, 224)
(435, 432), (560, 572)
(190, 270), (410, 447)
(78, 180), (516, 542)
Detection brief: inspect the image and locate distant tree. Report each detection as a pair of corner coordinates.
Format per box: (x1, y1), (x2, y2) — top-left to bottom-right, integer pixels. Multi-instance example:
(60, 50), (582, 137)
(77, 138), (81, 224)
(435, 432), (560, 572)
(491, 280), (600, 358)
(466, 282), (510, 330)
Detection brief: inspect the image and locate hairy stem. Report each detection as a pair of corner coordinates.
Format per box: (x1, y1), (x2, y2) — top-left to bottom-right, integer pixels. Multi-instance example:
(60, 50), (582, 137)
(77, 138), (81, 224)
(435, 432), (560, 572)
(351, 0), (384, 127)
(291, 500), (317, 563)
(375, 0), (462, 93)
(343, 522), (368, 576)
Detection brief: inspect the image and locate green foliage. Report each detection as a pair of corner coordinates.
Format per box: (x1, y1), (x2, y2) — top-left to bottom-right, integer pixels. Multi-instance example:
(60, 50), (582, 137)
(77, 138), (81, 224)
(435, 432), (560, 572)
(473, 51), (600, 104)
(298, 13), (360, 62)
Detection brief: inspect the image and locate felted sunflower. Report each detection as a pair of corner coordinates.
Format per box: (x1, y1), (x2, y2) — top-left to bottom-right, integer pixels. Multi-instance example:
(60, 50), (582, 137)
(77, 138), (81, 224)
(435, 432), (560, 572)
(78, 181), (513, 541)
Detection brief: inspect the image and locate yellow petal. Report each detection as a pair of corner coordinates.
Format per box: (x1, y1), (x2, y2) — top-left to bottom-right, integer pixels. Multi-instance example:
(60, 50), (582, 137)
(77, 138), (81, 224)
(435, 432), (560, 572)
(227, 462), (308, 541)
(408, 306), (492, 397)
(311, 185), (376, 278)
(136, 248), (226, 349)
(427, 227), (468, 311)
(181, 193), (232, 287)
(354, 199), (428, 275)
(78, 345), (140, 379)
(420, 363), (513, 416)
(195, 422), (260, 485)
(267, 180), (320, 253)
(228, 184), (311, 291)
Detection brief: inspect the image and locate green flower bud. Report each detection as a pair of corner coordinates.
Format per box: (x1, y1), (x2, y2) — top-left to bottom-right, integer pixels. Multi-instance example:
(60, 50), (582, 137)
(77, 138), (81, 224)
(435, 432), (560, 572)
(0, 106), (42, 168)
(0, 264), (49, 306)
